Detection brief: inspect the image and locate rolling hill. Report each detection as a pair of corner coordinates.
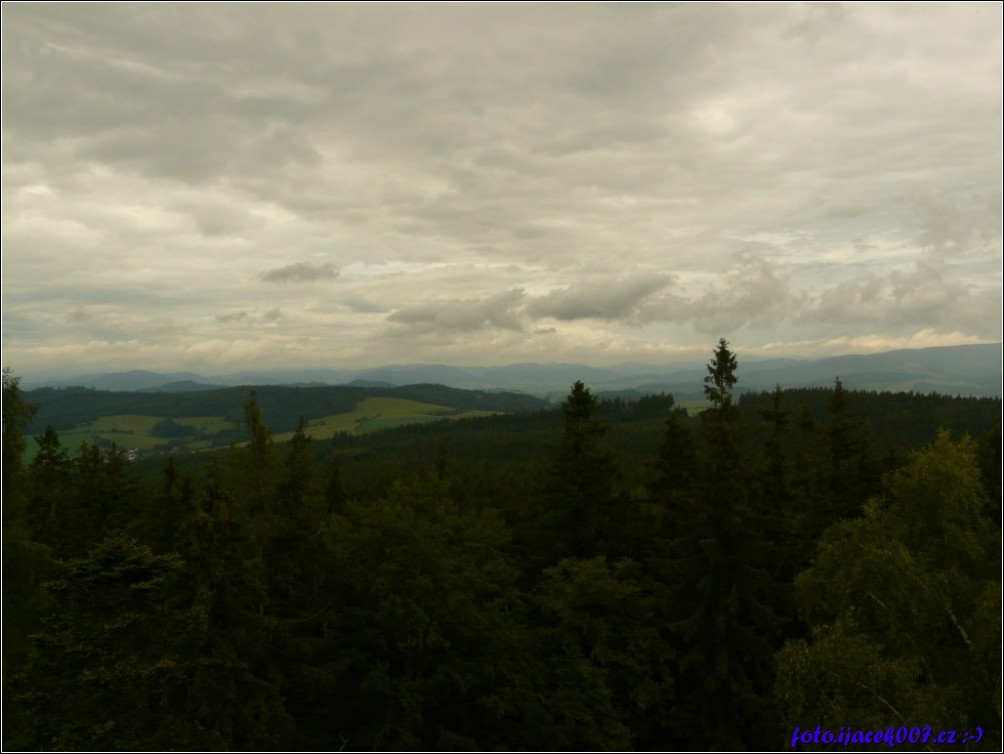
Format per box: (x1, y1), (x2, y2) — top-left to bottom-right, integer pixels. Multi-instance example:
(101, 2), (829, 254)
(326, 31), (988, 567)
(24, 343), (1002, 398)
(21, 383), (552, 461)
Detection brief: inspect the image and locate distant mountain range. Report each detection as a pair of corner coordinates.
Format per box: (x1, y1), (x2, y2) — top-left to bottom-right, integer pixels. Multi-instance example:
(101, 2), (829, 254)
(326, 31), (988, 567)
(26, 343), (1003, 399)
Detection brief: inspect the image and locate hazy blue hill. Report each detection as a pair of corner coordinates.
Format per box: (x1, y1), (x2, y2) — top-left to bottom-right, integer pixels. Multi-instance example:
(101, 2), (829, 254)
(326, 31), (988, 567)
(24, 343), (1001, 398)
(355, 364), (479, 386)
(221, 368), (353, 385)
(37, 370), (209, 392)
(744, 344), (1001, 396)
(345, 379), (396, 388)
(138, 380), (227, 393)
(625, 344), (1001, 398)
(467, 362), (627, 390)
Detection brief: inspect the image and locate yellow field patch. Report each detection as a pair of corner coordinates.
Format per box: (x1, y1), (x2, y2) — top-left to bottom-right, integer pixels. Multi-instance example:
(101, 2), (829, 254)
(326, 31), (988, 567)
(677, 400), (712, 415)
(273, 397), (482, 441)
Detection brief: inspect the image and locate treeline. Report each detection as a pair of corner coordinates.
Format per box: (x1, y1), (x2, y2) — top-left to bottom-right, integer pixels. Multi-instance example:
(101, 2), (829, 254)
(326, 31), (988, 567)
(2, 342), (1000, 751)
(740, 386), (1001, 451)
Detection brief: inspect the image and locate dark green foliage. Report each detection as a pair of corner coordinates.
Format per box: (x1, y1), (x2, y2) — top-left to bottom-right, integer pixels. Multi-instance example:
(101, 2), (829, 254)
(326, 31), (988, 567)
(641, 408), (699, 560)
(322, 451), (345, 514)
(3, 367), (38, 491)
(822, 378), (880, 519)
(169, 462), (296, 749)
(10, 536), (184, 751)
(532, 557), (674, 749)
(150, 418), (198, 438)
(653, 341), (782, 749)
(534, 381), (629, 563)
(3, 357), (1000, 752)
(26, 426), (73, 551)
(72, 442), (138, 549)
(759, 384), (791, 504)
(137, 456), (196, 551)
(704, 337), (739, 408)
(775, 433), (1001, 750)
(741, 386), (1001, 452)
(324, 475), (531, 750)
(2, 370), (50, 747)
(977, 421), (1002, 524)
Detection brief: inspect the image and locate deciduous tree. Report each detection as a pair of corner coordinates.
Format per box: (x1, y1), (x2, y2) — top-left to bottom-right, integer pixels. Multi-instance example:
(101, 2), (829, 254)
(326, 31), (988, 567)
(775, 432), (1001, 750)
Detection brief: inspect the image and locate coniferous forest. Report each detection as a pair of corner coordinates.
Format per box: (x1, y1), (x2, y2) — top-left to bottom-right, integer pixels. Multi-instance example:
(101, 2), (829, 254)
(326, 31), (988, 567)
(2, 340), (1001, 751)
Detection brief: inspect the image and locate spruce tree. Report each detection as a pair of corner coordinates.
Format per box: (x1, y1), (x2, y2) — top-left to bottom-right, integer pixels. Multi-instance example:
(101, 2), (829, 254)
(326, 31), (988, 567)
(167, 462), (294, 749)
(1, 371), (48, 749)
(26, 426), (72, 552)
(10, 535), (184, 751)
(539, 381), (624, 561)
(664, 339), (780, 749)
(2, 368), (37, 495)
(822, 377), (879, 525)
(704, 337), (739, 409)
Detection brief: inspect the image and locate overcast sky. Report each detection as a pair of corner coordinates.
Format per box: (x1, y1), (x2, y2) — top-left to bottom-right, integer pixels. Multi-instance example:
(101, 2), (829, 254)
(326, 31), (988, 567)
(3, 2), (1001, 377)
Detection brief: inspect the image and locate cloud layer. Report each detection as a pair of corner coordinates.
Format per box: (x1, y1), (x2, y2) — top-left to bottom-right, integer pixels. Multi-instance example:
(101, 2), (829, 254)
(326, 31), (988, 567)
(2, 3), (1000, 376)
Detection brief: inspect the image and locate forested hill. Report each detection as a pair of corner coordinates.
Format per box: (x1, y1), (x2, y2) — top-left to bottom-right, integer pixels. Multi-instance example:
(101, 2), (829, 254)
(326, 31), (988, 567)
(739, 387), (1001, 451)
(23, 383), (550, 435)
(23, 380), (1001, 474)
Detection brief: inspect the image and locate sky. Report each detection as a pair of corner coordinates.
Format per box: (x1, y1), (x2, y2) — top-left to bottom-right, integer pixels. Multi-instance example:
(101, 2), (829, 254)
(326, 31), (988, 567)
(2, 2), (1002, 378)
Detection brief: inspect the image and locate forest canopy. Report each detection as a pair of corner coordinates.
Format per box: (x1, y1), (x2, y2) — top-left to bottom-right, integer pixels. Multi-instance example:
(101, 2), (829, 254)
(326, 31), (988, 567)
(2, 346), (1000, 751)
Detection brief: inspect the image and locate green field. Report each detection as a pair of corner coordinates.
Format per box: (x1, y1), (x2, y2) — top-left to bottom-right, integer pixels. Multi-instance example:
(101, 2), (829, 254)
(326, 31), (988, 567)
(678, 399), (712, 415)
(273, 397), (499, 442)
(24, 399), (501, 461)
(24, 414), (193, 460)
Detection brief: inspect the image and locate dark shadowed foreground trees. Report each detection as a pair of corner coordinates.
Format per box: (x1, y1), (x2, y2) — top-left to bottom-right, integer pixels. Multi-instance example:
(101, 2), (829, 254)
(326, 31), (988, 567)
(776, 432), (1002, 749)
(653, 338), (781, 748)
(10, 537), (185, 750)
(322, 475), (530, 750)
(2, 370), (48, 747)
(538, 380), (630, 563)
(3, 345), (1000, 752)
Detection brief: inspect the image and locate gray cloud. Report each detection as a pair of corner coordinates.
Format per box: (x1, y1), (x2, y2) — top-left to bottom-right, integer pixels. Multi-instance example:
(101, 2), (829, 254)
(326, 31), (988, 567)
(215, 308), (281, 324)
(260, 262), (339, 284)
(178, 196), (266, 238)
(910, 192), (1002, 255)
(216, 311), (250, 323)
(810, 263), (999, 336)
(618, 258), (795, 335)
(687, 259), (794, 334)
(527, 274), (674, 321)
(2, 4), (1000, 375)
(388, 289), (526, 334)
